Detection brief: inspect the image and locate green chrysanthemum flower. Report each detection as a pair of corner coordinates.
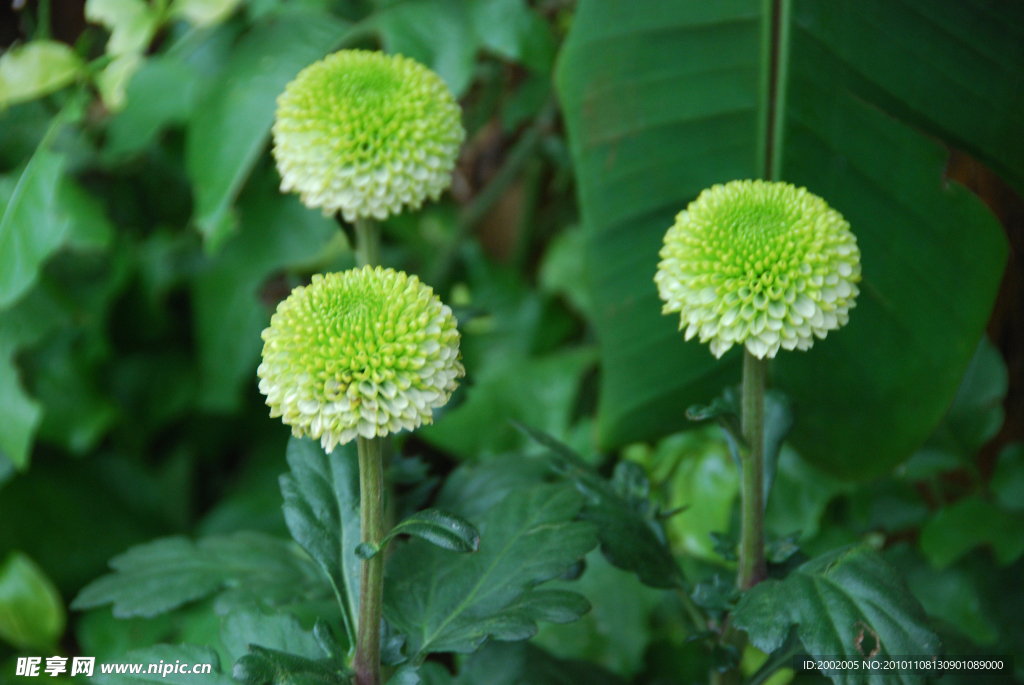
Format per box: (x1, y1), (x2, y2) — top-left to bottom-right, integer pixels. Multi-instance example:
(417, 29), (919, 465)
(257, 266), (464, 450)
(272, 49), (465, 222)
(655, 180), (861, 359)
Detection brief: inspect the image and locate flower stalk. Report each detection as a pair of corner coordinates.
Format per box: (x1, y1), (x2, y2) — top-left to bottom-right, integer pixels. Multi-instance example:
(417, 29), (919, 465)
(354, 218), (381, 269)
(738, 351), (767, 590)
(354, 435), (385, 685)
(352, 221), (383, 685)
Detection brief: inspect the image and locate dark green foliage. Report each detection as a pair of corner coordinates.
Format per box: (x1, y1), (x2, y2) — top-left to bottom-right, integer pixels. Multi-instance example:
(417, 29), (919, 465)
(733, 545), (941, 685)
(71, 533), (329, 618)
(0, 0), (1019, 683)
(233, 646), (349, 685)
(384, 483), (598, 656)
(279, 437), (362, 646)
(516, 422), (684, 589)
(687, 388), (793, 502)
(555, 0), (1012, 479)
(186, 11), (350, 247)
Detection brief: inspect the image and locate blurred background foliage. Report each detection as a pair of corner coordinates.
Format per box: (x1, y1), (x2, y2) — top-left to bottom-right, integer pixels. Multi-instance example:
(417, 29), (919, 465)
(0, 0), (1022, 683)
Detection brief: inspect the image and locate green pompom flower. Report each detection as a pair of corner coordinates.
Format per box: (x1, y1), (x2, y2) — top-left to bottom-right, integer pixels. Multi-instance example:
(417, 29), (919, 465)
(257, 266), (464, 450)
(655, 180), (861, 359)
(272, 49), (465, 222)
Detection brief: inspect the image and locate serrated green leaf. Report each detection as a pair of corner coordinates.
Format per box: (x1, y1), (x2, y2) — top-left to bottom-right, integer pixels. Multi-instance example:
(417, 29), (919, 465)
(279, 436), (361, 649)
(186, 11), (348, 248)
(919, 496), (1024, 569)
(456, 641), (626, 685)
(71, 532), (328, 618)
(733, 544), (941, 685)
(75, 602), (217, 665)
(0, 551), (65, 650)
(94, 644), (234, 684)
(384, 483), (598, 656)
(691, 573), (738, 613)
(556, 0), (1010, 480)
(233, 645), (350, 685)
(518, 423), (684, 589)
(192, 166), (337, 412)
(220, 607), (326, 663)
(0, 41), (84, 108)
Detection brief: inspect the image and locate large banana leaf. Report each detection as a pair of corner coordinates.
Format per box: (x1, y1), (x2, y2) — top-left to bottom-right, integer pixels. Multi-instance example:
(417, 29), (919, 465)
(555, 0), (1015, 479)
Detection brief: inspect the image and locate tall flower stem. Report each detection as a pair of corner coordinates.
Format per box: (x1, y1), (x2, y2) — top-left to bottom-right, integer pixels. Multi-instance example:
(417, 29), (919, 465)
(738, 351), (767, 590)
(355, 218), (381, 268)
(354, 435), (385, 685)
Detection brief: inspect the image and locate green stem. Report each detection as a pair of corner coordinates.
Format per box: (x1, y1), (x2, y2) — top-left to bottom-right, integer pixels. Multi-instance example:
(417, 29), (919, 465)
(35, 0), (51, 39)
(738, 351), (767, 590)
(354, 218), (381, 268)
(354, 435), (385, 685)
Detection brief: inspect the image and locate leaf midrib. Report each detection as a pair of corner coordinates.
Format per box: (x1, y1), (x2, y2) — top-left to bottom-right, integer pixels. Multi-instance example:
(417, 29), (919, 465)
(416, 493), (566, 655)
